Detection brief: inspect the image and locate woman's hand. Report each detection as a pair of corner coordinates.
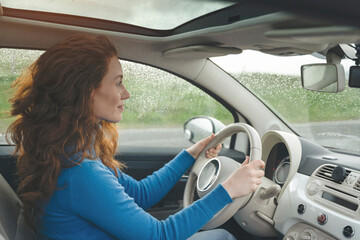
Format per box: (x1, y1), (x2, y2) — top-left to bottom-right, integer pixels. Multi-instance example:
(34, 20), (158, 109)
(186, 134), (222, 159)
(222, 157), (265, 199)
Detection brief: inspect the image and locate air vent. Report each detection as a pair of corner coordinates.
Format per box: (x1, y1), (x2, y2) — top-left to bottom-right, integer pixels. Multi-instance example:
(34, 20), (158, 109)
(354, 180), (360, 192)
(316, 165), (335, 181)
(315, 165), (350, 184)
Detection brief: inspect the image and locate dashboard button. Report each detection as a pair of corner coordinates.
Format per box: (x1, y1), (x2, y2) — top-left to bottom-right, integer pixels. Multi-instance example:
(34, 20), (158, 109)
(297, 203), (306, 214)
(285, 236), (295, 240)
(300, 229), (315, 240)
(317, 213), (327, 225)
(343, 225), (354, 238)
(307, 182), (319, 195)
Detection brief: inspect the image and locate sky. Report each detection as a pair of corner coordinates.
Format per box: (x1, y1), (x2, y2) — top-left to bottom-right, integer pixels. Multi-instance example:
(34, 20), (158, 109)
(2, 0), (232, 30)
(212, 50), (355, 77)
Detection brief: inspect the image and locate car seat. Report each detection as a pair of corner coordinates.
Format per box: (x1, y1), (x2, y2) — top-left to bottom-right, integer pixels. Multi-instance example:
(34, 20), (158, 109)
(0, 174), (36, 240)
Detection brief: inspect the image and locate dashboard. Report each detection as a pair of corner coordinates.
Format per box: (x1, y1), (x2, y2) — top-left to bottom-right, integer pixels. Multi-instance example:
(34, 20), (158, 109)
(260, 130), (360, 240)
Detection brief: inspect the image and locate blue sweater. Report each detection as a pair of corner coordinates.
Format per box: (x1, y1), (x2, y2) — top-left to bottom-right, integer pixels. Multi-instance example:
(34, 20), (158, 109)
(39, 150), (232, 239)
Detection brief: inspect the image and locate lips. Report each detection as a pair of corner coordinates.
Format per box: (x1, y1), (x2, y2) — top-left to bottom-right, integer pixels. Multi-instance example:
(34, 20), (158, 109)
(117, 105), (124, 111)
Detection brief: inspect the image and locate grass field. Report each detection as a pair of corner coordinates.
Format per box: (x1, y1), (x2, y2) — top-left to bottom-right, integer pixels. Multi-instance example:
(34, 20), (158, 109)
(0, 51), (234, 132)
(119, 62), (233, 128)
(237, 72), (360, 123)
(1, 49), (360, 135)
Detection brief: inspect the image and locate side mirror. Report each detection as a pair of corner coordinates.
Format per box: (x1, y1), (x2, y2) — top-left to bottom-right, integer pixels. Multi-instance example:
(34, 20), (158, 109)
(301, 64), (345, 92)
(183, 116), (225, 144)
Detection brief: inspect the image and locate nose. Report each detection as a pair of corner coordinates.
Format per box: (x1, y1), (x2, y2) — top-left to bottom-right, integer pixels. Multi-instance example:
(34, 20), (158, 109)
(121, 86), (130, 100)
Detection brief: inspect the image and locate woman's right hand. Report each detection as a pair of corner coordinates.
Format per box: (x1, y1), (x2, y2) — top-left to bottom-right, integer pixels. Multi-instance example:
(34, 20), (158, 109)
(221, 157), (265, 199)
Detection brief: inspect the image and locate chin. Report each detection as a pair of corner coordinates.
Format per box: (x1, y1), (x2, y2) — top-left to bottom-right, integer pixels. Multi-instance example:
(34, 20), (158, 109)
(112, 114), (123, 123)
(101, 115), (122, 123)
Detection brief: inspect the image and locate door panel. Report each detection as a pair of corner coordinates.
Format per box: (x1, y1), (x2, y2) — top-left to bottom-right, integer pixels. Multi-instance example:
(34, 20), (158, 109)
(0, 146), (17, 191)
(0, 144), (245, 218)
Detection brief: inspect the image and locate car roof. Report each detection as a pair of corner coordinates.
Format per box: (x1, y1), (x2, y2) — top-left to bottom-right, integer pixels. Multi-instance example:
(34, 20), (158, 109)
(0, 0), (359, 62)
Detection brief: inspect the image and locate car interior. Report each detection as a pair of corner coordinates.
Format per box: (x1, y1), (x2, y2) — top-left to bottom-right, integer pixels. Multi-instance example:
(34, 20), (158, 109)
(1, 0), (360, 239)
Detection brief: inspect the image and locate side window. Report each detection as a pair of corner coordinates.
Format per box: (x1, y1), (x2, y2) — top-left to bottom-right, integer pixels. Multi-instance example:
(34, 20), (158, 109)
(119, 60), (233, 147)
(0, 50), (233, 146)
(0, 49), (44, 144)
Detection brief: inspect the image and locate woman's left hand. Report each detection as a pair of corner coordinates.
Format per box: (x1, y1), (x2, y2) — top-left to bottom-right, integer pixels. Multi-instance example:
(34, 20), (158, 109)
(186, 134), (222, 159)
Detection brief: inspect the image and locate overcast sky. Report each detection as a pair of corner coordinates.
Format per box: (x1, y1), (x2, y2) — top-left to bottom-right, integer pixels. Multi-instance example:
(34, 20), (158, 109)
(2, 0), (232, 29)
(212, 50), (355, 77)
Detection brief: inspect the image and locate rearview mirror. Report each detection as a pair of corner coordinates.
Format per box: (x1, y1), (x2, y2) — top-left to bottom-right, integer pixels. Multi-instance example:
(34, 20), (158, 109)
(301, 64), (345, 92)
(349, 66), (360, 88)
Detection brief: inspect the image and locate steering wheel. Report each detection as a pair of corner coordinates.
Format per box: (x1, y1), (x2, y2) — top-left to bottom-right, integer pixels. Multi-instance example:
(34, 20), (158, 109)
(183, 123), (262, 230)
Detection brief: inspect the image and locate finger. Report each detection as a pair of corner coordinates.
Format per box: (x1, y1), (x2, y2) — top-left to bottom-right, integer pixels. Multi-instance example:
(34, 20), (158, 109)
(206, 152), (215, 158)
(241, 156), (250, 166)
(206, 148), (215, 154)
(207, 148), (215, 153)
(253, 177), (262, 186)
(200, 133), (215, 147)
(205, 151), (215, 158)
(207, 147), (220, 154)
(255, 169), (265, 178)
(250, 159), (265, 169)
(206, 150), (218, 158)
(255, 176), (263, 185)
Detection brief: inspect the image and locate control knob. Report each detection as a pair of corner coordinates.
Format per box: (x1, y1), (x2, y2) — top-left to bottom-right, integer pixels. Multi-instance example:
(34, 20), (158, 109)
(343, 225), (354, 238)
(332, 166), (346, 183)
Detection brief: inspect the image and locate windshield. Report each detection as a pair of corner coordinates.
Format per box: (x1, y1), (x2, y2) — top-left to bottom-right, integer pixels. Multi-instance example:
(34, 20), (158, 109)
(212, 50), (360, 153)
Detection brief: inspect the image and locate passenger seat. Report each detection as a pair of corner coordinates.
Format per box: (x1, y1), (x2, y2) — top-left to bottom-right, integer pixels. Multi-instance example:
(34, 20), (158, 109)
(0, 174), (36, 240)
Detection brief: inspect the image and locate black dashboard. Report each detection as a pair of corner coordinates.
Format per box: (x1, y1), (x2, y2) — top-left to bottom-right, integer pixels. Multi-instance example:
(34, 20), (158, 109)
(265, 142), (290, 187)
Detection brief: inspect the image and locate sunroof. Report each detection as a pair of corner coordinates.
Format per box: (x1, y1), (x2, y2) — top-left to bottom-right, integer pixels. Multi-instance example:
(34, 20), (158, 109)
(1, 0), (234, 30)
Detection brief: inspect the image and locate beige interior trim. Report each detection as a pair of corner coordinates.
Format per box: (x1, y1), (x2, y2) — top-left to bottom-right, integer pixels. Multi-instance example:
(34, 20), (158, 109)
(265, 26), (360, 44)
(162, 45), (242, 59)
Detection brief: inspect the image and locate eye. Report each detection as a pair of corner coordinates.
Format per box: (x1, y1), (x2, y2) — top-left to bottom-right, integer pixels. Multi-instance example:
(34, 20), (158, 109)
(117, 81), (123, 87)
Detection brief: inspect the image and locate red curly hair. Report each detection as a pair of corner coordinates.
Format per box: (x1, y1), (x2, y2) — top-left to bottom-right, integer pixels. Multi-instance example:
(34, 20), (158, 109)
(6, 34), (124, 228)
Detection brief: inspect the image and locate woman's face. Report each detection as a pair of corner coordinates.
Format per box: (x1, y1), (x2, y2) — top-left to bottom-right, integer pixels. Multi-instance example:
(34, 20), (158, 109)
(92, 56), (130, 123)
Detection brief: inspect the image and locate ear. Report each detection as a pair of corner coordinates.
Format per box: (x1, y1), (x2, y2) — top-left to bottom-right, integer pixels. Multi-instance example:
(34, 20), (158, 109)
(90, 88), (96, 100)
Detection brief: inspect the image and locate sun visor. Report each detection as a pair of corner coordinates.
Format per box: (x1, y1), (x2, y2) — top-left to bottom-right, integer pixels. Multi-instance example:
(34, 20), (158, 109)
(162, 45), (242, 59)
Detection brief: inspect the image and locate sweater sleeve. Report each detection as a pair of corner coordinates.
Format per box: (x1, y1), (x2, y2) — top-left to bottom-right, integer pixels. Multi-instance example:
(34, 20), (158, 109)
(119, 149), (195, 210)
(68, 160), (232, 240)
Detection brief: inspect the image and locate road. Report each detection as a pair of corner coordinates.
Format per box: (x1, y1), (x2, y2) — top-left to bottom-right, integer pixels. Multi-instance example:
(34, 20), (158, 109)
(293, 120), (360, 152)
(0, 128), (192, 147)
(1, 120), (360, 152)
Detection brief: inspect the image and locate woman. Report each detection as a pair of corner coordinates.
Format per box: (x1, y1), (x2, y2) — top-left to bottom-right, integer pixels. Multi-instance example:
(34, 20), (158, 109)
(7, 34), (264, 239)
